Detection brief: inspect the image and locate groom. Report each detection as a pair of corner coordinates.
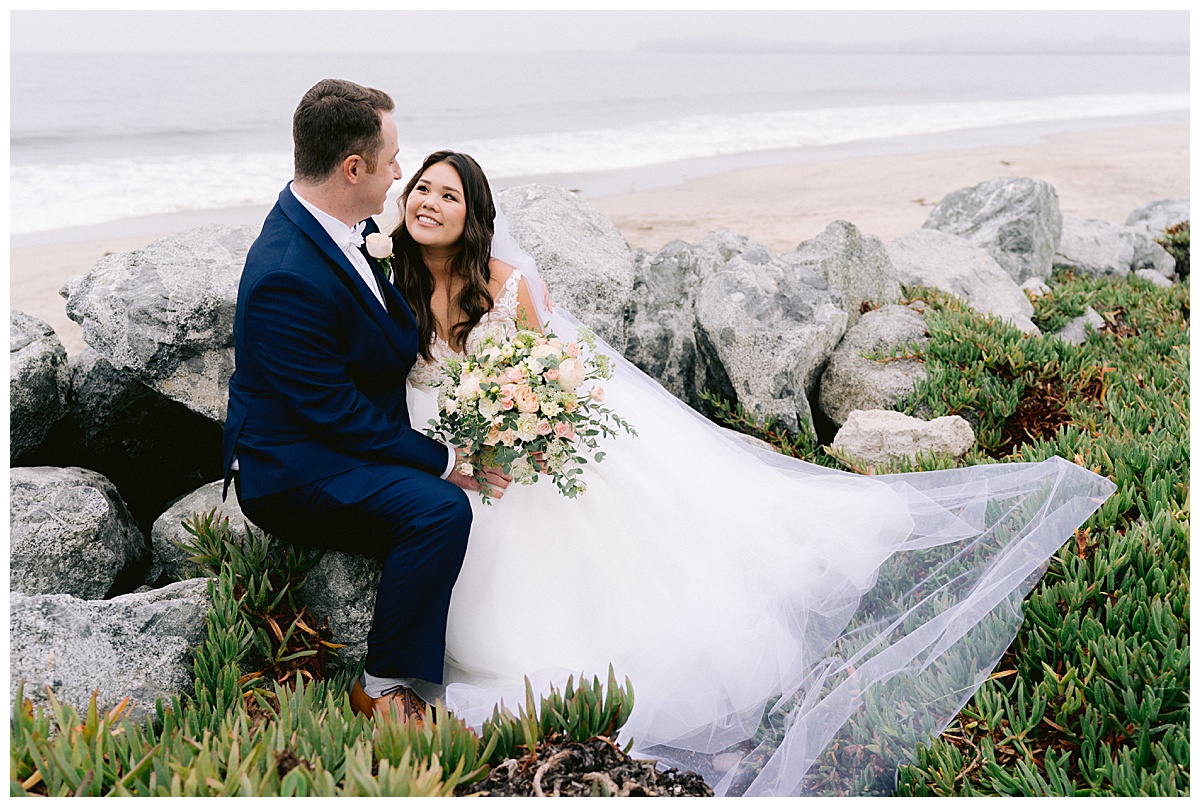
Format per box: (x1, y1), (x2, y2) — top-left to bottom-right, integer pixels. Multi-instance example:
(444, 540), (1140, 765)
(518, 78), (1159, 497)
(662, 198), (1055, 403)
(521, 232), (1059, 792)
(222, 78), (504, 723)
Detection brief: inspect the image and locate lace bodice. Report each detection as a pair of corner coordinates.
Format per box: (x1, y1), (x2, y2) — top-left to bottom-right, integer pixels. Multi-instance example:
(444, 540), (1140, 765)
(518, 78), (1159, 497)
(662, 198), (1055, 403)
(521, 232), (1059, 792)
(408, 269), (524, 387)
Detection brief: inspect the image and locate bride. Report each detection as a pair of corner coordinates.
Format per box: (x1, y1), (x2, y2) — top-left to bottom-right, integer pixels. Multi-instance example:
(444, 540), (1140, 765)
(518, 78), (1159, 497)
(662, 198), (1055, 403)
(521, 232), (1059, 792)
(387, 150), (1115, 796)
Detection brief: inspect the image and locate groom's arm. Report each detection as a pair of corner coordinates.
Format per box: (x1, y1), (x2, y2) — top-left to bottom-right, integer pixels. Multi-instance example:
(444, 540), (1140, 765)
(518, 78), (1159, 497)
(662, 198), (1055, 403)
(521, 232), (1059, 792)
(241, 269), (450, 477)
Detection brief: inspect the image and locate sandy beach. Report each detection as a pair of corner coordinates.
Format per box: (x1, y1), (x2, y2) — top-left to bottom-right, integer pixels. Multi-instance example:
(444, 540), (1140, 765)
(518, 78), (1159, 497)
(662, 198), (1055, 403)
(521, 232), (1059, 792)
(11, 122), (1188, 357)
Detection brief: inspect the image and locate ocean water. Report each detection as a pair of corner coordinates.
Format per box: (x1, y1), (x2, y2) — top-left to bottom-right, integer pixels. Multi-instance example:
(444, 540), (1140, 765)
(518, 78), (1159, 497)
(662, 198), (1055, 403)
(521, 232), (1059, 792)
(9, 49), (1188, 235)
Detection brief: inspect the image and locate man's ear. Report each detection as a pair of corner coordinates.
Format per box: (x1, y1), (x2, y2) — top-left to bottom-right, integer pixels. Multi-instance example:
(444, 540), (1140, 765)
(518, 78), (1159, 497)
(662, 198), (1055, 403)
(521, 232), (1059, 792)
(342, 155), (362, 184)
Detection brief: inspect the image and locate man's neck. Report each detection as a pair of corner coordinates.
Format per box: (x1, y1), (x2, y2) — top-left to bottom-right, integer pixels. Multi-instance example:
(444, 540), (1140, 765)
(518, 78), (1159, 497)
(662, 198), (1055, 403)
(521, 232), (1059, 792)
(292, 179), (362, 228)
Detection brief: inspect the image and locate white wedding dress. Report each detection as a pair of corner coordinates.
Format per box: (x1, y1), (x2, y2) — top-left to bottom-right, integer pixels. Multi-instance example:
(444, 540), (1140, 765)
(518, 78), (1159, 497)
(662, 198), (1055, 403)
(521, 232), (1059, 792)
(406, 268), (1115, 796)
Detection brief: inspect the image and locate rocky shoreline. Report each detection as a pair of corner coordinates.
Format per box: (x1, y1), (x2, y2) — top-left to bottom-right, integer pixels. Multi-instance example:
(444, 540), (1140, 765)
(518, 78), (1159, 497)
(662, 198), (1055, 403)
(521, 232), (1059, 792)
(9, 177), (1188, 720)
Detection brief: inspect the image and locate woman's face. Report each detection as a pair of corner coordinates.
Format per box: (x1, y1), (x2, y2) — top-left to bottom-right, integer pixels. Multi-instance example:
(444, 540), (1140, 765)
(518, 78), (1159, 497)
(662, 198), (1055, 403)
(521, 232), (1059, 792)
(405, 161), (467, 251)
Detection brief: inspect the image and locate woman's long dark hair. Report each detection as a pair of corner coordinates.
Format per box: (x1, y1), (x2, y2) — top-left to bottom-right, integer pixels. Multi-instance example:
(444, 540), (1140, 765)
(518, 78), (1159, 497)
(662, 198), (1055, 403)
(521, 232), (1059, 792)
(389, 151), (496, 360)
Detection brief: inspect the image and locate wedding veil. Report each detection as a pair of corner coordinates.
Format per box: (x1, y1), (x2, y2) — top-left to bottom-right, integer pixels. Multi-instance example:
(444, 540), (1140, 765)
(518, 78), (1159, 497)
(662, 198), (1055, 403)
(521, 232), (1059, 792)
(491, 202), (553, 327)
(481, 195), (1115, 796)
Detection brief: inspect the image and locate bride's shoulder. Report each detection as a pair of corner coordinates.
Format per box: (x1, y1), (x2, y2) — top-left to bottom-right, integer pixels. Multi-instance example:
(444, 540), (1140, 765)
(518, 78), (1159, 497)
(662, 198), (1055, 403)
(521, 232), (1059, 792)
(486, 258), (540, 329)
(487, 258), (521, 293)
(487, 260), (520, 285)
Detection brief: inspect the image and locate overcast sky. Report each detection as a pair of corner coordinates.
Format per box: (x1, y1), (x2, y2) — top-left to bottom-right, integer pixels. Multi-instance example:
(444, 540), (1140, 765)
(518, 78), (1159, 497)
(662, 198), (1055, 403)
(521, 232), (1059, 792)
(10, 9), (1191, 54)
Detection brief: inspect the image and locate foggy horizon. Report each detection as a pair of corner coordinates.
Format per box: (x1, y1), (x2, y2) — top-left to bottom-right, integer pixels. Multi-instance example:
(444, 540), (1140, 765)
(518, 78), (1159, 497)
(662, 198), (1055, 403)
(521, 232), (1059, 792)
(11, 10), (1190, 55)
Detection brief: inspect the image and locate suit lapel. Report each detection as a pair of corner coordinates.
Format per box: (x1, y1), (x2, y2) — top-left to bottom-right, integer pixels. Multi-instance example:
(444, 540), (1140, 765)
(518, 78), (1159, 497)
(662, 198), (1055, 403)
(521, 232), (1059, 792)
(278, 186), (414, 359)
(359, 218), (417, 331)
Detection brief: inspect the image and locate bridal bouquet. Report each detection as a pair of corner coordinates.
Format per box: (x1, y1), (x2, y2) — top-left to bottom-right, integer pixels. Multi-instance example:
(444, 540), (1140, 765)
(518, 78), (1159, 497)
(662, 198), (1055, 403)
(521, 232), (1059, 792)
(423, 323), (637, 503)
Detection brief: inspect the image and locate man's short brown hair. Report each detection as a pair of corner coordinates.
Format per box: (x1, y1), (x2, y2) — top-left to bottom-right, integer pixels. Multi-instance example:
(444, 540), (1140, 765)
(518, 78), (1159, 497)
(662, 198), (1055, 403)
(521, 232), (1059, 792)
(293, 79), (395, 182)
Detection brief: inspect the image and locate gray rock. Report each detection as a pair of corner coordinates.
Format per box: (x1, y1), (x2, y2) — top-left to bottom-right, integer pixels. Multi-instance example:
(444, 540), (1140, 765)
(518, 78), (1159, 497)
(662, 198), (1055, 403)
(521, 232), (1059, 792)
(1051, 307), (1106, 346)
(818, 305), (929, 428)
(1134, 269), (1174, 288)
(888, 229), (1039, 334)
(1125, 198), (1189, 236)
(498, 185), (635, 352)
(694, 235), (848, 436)
(64, 348), (224, 534)
(1126, 234), (1176, 279)
(831, 410), (975, 468)
(151, 480), (378, 662)
(624, 232), (749, 410)
(61, 225), (258, 424)
(923, 177), (1062, 283)
(298, 551), (381, 666)
(1021, 278), (1052, 299)
(1054, 218), (1135, 277)
(1054, 217), (1176, 280)
(148, 480), (252, 585)
(10, 310), (68, 463)
(783, 221), (901, 327)
(10, 466), (147, 599)
(10, 578), (211, 723)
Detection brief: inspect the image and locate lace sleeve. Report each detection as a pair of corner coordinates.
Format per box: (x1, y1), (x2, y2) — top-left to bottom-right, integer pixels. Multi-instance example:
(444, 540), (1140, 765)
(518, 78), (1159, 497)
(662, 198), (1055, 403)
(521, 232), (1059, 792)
(491, 268), (524, 322)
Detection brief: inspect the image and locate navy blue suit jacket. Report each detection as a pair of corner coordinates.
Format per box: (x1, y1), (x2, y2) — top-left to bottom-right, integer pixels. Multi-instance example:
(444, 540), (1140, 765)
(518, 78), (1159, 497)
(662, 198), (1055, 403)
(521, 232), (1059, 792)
(223, 184), (449, 501)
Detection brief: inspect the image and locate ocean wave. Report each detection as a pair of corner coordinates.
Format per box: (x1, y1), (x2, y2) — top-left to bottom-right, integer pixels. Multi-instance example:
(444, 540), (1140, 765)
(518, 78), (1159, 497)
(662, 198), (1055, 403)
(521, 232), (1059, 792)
(10, 93), (1188, 235)
(455, 93), (1189, 177)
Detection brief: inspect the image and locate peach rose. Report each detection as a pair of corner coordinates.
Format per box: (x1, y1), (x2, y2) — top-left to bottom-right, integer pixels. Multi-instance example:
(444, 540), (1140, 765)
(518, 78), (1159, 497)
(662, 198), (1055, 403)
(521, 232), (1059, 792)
(484, 424), (501, 446)
(536, 419), (553, 436)
(499, 384), (517, 410)
(590, 386), (605, 403)
(554, 422), (575, 439)
(506, 366), (526, 384)
(545, 369), (559, 381)
(566, 342), (581, 358)
(514, 385), (540, 414)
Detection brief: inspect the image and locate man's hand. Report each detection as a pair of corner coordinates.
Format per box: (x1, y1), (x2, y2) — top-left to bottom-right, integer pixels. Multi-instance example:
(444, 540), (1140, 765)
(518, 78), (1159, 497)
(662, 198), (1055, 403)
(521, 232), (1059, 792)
(447, 446), (512, 499)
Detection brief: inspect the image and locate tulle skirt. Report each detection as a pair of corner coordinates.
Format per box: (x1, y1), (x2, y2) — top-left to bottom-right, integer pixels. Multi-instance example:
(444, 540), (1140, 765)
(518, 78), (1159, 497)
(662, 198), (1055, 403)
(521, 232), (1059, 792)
(407, 312), (1115, 796)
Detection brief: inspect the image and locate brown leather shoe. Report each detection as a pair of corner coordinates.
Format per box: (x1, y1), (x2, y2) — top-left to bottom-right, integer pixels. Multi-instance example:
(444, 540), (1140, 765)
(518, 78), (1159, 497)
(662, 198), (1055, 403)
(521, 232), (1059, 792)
(349, 679), (430, 727)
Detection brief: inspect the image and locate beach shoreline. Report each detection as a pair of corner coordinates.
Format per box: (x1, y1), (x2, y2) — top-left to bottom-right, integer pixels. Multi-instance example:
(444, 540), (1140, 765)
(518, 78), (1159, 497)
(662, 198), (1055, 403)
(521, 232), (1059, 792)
(11, 121), (1188, 356)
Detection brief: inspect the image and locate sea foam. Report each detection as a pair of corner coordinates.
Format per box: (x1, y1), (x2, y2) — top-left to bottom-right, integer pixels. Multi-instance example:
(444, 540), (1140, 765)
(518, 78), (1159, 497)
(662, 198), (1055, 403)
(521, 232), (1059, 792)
(10, 93), (1188, 235)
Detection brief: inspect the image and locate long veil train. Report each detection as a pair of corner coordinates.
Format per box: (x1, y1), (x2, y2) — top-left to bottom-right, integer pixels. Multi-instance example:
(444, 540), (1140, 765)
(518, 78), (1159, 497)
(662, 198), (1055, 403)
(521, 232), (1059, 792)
(423, 205), (1116, 796)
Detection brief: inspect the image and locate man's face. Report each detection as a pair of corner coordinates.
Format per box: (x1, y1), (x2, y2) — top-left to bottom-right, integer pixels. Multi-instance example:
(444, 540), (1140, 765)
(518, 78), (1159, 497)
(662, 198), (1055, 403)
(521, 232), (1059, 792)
(359, 113), (401, 217)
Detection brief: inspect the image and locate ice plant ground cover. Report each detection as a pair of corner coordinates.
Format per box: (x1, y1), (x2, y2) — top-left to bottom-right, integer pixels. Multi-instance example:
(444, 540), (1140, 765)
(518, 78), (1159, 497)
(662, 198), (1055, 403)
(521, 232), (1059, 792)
(707, 268), (1189, 796)
(9, 256), (1189, 795)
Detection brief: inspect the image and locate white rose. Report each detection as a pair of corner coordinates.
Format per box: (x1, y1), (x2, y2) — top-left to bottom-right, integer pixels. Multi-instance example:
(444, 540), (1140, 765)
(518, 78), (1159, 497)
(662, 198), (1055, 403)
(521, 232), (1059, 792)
(479, 397), (502, 419)
(444, 398), (459, 415)
(500, 344), (515, 359)
(457, 370), (483, 400)
(516, 414), (538, 441)
(556, 357), (587, 391)
(457, 461), (474, 476)
(525, 357), (544, 375)
(364, 232), (393, 259)
(530, 344), (556, 360)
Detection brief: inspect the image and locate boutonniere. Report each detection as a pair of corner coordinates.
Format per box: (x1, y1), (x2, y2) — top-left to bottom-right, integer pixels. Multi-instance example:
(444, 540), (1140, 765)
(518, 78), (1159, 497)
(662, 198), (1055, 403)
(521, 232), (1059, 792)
(364, 233), (395, 282)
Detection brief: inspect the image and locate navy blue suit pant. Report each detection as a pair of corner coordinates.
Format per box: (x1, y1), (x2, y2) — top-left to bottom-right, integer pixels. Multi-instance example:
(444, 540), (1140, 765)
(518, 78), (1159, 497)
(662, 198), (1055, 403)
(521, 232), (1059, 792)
(238, 464), (471, 684)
